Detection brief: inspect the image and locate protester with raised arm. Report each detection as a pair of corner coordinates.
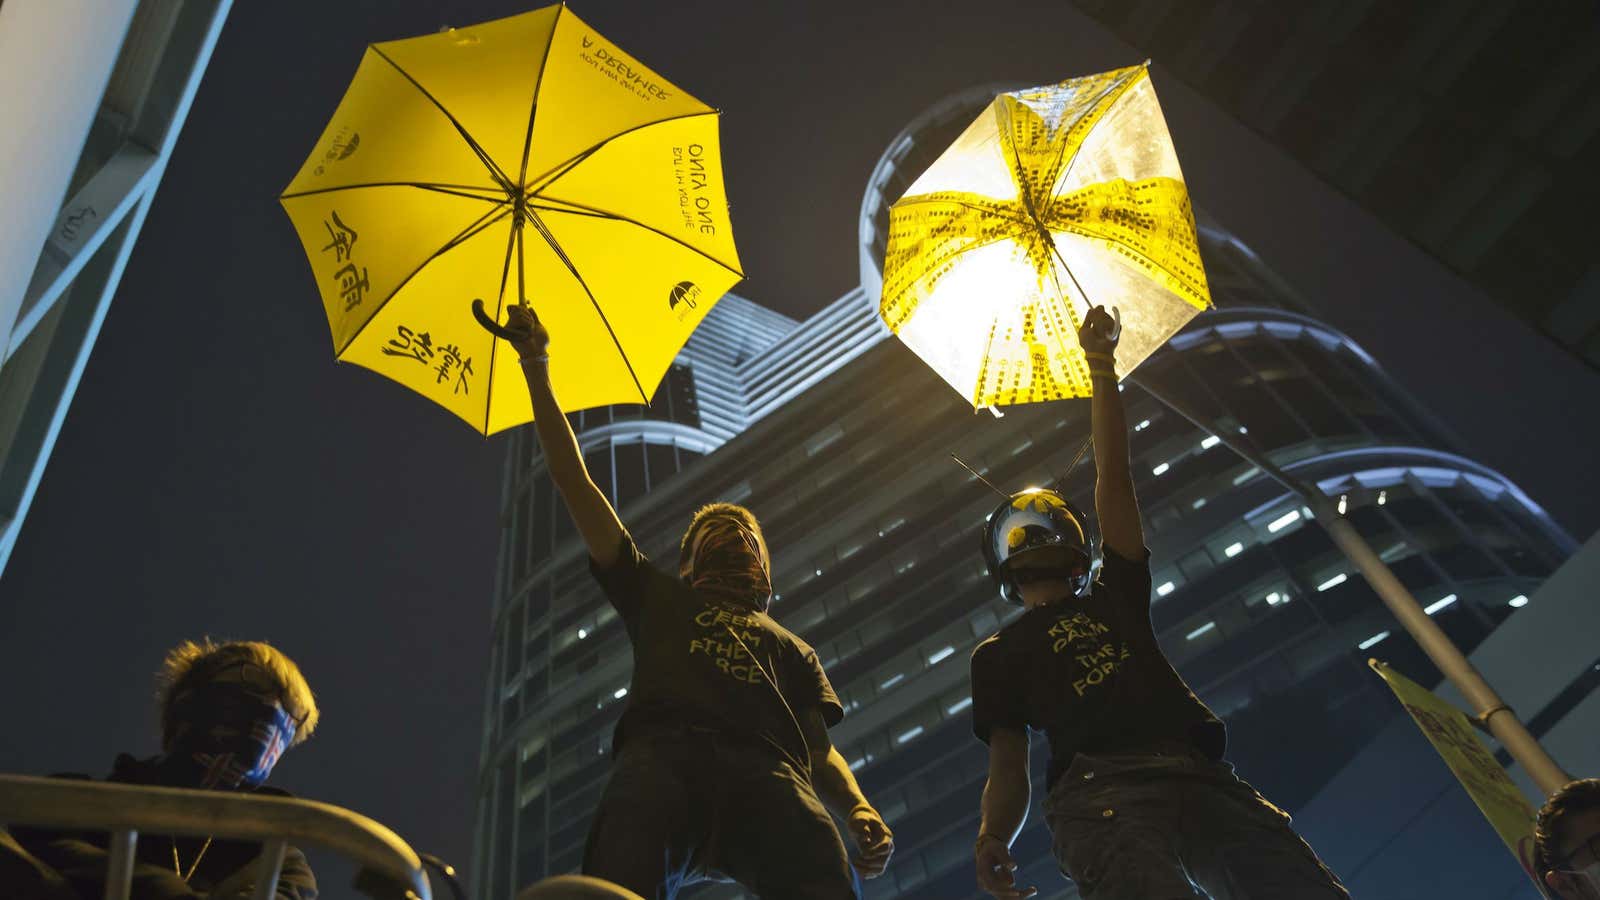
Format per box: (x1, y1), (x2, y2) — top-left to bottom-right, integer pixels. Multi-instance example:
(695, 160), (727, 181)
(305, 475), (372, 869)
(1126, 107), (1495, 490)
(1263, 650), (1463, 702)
(967, 305), (1348, 900)
(483, 304), (892, 900)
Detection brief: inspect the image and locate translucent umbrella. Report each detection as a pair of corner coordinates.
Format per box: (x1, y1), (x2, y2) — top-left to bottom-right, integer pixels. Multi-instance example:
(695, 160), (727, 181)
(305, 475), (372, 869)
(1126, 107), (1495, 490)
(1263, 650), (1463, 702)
(880, 63), (1210, 408)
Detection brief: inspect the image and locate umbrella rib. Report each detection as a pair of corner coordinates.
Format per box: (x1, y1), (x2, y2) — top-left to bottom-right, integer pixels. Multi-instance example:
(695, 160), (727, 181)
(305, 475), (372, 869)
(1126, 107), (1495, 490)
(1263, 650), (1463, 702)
(336, 204), (514, 357)
(1048, 66), (1148, 200)
(890, 195), (1034, 229)
(1049, 223), (1205, 307)
(482, 216), (522, 436)
(885, 230), (1019, 306)
(370, 46), (516, 193)
(523, 110), (719, 196)
(528, 197), (744, 279)
(515, 5), (563, 189)
(281, 181), (506, 202)
(520, 207), (650, 403)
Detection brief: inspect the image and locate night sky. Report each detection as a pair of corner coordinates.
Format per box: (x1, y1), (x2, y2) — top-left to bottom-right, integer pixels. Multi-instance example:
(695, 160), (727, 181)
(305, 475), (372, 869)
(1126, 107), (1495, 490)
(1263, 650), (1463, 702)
(3, 0), (1596, 894)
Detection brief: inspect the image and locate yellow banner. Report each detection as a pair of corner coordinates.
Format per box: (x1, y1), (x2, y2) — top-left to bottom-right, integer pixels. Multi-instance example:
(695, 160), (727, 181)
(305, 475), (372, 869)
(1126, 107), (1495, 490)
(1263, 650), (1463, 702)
(1370, 660), (1541, 886)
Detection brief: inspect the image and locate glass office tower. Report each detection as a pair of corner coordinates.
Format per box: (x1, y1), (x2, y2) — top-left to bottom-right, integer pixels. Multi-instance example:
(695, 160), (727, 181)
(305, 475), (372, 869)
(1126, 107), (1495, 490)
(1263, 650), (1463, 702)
(474, 91), (1574, 900)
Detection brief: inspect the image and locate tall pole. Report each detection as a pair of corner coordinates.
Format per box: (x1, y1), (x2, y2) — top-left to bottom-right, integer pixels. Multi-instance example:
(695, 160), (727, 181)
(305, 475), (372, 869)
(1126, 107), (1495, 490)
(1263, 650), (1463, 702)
(1130, 375), (1573, 796)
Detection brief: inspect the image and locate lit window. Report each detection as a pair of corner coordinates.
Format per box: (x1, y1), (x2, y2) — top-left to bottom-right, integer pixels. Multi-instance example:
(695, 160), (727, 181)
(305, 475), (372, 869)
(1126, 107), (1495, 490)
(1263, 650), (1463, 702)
(849, 757), (866, 771)
(1238, 426), (1249, 434)
(804, 424), (844, 457)
(1186, 621), (1217, 641)
(896, 726), (925, 744)
(1156, 581), (1176, 597)
(1318, 573), (1348, 592)
(815, 568), (823, 577)
(1232, 467), (1260, 485)
(1224, 542), (1244, 558)
(1267, 510), (1301, 533)
(1358, 631), (1390, 650)
(1265, 592), (1282, 606)
(613, 687), (628, 699)
(1337, 494), (1348, 515)
(1509, 595), (1529, 608)
(1135, 419), (1151, 431)
(1378, 490), (1387, 506)
(928, 646), (955, 665)
(1153, 462), (1170, 476)
(947, 696), (974, 715)
(1423, 594), (1457, 616)
(1192, 498), (1207, 510)
(1200, 435), (1221, 450)
(880, 673), (905, 690)
(577, 628), (588, 640)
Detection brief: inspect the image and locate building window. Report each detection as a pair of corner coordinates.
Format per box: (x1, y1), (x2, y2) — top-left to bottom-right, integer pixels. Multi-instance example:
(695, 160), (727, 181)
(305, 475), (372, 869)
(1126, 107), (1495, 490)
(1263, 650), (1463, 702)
(613, 441), (647, 508)
(805, 423), (845, 457)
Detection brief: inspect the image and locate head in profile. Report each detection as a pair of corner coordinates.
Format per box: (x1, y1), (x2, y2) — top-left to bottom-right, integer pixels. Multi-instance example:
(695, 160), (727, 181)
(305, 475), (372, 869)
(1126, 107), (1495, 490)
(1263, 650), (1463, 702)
(156, 639), (318, 790)
(677, 502), (772, 610)
(1538, 778), (1600, 899)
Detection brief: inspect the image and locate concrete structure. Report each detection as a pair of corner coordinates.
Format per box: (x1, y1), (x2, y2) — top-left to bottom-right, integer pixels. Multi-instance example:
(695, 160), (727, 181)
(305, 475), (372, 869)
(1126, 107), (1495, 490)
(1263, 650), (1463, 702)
(0, 0), (233, 572)
(1067, 0), (1600, 369)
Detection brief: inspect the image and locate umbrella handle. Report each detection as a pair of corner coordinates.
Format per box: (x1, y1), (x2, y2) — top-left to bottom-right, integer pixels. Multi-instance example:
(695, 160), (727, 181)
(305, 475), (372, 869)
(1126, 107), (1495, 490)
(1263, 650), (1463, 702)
(471, 298), (531, 342)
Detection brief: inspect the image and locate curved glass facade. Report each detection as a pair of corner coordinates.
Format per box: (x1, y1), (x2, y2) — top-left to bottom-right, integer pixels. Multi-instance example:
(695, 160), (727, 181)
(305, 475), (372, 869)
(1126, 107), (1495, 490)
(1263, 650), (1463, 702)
(473, 91), (1574, 900)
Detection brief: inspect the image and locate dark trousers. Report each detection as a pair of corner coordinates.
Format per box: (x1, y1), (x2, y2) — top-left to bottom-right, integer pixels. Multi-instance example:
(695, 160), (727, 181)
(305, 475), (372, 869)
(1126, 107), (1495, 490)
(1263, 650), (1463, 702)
(1044, 745), (1350, 900)
(581, 728), (860, 900)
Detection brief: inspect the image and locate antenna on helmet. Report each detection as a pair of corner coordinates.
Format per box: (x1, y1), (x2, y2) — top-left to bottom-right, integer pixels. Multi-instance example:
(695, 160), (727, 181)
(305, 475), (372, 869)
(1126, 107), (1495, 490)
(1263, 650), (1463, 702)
(950, 454), (1010, 500)
(1053, 434), (1095, 491)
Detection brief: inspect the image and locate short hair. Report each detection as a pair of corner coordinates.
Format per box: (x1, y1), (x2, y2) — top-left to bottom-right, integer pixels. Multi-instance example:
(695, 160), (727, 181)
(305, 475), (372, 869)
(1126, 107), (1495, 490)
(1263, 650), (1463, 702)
(679, 502), (765, 571)
(157, 639), (319, 748)
(1535, 777), (1600, 873)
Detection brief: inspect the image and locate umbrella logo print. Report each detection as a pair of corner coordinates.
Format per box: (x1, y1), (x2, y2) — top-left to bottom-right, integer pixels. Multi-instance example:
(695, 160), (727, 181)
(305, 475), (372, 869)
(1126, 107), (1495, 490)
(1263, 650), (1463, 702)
(669, 281), (701, 317)
(313, 127), (361, 176)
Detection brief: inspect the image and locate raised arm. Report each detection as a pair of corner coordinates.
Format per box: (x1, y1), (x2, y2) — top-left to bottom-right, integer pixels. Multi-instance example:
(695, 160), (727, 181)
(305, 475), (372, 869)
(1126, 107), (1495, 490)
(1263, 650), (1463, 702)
(975, 727), (1035, 899)
(489, 304), (625, 566)
(1080, 305), (1144, 560)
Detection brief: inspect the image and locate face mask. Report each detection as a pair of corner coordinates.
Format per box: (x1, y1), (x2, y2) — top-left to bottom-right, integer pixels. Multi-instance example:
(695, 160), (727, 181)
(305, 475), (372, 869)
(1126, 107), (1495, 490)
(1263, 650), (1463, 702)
(168, 682), (298, 789)
(687, 520), (772, 610)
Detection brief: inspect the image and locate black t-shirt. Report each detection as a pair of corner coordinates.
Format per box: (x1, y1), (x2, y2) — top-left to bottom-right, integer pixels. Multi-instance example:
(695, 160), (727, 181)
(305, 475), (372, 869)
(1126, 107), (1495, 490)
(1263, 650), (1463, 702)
(969, 544), (1226, 789)
(590, 530), (843, 772)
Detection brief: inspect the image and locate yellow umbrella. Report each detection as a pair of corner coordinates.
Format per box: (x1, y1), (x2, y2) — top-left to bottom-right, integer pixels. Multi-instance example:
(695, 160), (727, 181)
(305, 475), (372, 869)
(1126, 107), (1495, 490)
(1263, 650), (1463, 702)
(880, 63), (1210, 408)
(280, 4), (742, 434)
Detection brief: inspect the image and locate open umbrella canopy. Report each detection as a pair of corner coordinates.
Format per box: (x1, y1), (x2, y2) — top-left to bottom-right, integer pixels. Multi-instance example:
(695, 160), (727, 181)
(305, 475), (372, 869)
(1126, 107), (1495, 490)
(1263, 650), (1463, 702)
(880, 63), (1210, 408)
(280, 3), (743, 435)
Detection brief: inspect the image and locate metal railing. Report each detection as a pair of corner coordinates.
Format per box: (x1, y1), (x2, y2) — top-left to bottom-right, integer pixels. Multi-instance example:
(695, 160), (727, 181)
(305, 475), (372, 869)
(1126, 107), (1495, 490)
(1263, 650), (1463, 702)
(0, 774), (432, 900)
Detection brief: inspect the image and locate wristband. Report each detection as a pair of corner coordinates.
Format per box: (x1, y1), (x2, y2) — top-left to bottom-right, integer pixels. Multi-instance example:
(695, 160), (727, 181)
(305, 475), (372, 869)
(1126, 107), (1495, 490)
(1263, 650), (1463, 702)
(975, 832), (1007, 851)
(847, 802), (875, 819)
(519, 354), (549, 365)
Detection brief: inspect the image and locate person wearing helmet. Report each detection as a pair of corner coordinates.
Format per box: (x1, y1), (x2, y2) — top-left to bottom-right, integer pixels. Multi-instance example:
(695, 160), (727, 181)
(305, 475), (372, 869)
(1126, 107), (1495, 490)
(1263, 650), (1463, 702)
(967, 306), (1348, 900)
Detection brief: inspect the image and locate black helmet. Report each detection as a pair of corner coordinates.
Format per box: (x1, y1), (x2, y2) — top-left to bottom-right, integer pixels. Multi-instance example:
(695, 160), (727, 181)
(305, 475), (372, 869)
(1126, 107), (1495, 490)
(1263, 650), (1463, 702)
(981, 488), (1095, 605)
